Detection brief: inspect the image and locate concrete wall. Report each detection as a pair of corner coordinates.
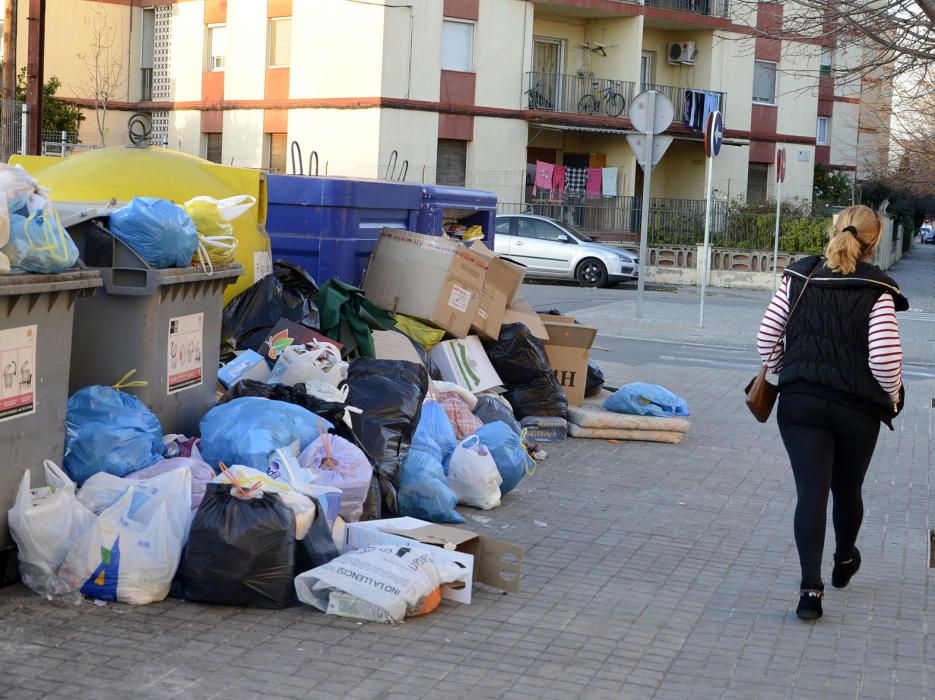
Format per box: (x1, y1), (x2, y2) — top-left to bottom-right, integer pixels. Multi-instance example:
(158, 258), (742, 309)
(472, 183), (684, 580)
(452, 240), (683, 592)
(475, 0), (530, 109)
(168, 110), (202, 156)
(830, 101), (860, 165)
(469, 116), (528, 203)
(288, 108), (383, 179)
(222, 109), (265, 168)
(170, 1), (205, 102)
(531, 16), (587, 77)
(710, 33), (754, 132)
(382, 0), (441, 102)
(377, 108), (438, 179)
(777, 41), (820, 138)
(224, 0), (267, 101)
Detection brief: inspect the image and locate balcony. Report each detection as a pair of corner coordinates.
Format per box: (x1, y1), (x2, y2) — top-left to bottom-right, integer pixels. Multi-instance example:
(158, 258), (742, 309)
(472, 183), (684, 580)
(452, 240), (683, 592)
(525, 72), (636, 118)
(643, 0), (730, 18)
(641, 82), (727, 122)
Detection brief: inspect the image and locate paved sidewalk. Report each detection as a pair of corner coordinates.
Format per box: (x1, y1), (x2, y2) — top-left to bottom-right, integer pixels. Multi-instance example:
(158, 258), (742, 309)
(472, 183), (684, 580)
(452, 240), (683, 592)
(558, 244), (935, 365)
(1, 358), (932, 699)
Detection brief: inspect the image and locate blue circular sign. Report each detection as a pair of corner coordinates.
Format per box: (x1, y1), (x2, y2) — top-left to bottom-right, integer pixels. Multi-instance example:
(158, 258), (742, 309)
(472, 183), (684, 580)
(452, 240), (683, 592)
(705, 111), (724, 158)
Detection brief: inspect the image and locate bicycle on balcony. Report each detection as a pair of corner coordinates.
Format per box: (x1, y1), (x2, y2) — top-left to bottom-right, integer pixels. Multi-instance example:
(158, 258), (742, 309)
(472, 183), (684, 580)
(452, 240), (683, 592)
(577, 80), (626, 117)
(525, 83), (554, 111)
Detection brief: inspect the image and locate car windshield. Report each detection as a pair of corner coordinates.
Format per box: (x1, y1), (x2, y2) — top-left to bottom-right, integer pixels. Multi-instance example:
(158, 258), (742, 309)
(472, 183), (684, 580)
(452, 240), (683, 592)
(559, 221), (594, 242)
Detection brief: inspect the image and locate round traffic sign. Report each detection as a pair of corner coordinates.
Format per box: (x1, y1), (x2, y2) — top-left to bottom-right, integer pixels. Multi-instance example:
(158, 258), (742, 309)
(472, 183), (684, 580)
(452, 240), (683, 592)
(776, 147), (786, 183)
(704, 110), (723, 158)
(629, 90), (675, 135)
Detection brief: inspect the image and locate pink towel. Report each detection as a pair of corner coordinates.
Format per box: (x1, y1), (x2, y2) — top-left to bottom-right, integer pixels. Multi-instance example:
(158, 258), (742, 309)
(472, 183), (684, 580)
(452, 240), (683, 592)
(586, 168), (602, 199)
(551, 166), (565, 201)
(533, 161), (554, 196)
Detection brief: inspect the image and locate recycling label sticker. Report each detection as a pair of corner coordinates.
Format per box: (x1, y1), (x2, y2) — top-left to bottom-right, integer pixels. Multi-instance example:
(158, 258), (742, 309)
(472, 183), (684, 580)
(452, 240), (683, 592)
(0, 324), (36, 423)
(167, 313), (204, 394)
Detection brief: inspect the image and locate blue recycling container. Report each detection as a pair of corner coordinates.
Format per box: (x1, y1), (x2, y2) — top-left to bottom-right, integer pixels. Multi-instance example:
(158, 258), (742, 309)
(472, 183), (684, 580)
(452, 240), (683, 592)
(265, 175), (423, 287)
(416, 184), (498, 242)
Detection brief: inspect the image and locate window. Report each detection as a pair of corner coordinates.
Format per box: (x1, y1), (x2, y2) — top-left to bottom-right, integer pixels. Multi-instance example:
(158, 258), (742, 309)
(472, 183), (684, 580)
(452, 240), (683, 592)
(205, 133), (222, 164)
(746, 163), (769, 203)
(441, 20), (473, 72)
(517, 218), (568, 242)
(268, 17), (292, 68)
(207, 24), (226, 72)
(495, 218), (513, 236)
(816, 116), (830, 145)
(266, 133), (287, 173)
(140, 8), (155, 101)
(752, 60), (776, 104)
(436, 139), (467, 187)
(819, 48), (832, 77)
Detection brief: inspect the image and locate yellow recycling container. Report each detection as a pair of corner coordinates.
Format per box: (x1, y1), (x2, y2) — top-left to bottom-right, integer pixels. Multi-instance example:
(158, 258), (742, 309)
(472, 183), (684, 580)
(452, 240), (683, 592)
(11, 147), (271, 302)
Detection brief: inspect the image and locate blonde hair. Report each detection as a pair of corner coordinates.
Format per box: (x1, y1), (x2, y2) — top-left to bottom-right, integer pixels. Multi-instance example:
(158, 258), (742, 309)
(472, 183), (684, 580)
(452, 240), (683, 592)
(824, 205), (883, 275)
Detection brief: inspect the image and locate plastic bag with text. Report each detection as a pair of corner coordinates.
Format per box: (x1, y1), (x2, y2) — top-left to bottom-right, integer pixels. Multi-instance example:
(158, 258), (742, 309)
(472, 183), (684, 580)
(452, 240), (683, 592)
(447, 434), (502, 510)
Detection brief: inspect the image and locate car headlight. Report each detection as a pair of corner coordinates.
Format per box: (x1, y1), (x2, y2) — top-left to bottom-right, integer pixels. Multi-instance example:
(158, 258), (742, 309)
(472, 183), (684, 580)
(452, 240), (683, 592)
(617, 254), (635, 264)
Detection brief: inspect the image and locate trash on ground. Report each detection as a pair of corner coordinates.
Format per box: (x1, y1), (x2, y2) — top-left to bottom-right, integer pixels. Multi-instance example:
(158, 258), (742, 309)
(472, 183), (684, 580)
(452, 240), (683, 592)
(603, 382), (691, 417)
(298, 433), (373, 523)
(539, 314), (598, 407)
(568, 400), (691, 443)
(484, 323), (567, 420)
(447, 435), (502, 510)
(430, 336), (504, 394)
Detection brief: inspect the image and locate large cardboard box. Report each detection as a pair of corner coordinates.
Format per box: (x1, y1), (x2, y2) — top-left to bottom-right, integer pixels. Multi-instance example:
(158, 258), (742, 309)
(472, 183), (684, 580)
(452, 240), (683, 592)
(467, 241), (527, 340)
(362, 229), (489, 337)
(540, 315), (598, 406)
(430, 336), (503, 393)
(501, 294), (550, 340)
(343, 517), (523, 604)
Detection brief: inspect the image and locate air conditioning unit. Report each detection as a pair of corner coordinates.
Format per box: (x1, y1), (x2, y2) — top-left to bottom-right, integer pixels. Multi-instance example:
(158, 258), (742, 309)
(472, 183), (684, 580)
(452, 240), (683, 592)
(668, 41), (697, 65)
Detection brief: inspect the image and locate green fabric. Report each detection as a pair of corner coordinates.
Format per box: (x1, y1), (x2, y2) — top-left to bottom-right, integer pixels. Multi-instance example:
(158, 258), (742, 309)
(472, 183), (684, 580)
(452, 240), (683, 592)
(315, 279), (395, 359)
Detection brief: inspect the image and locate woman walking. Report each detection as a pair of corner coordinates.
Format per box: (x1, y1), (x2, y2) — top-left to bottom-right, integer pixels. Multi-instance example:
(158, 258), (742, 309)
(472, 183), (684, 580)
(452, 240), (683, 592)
(756, 205), (907, 620)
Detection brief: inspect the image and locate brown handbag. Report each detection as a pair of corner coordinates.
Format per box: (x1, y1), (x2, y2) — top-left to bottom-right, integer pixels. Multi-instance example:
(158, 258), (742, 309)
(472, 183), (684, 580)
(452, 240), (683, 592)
(745, 263), (818, 422)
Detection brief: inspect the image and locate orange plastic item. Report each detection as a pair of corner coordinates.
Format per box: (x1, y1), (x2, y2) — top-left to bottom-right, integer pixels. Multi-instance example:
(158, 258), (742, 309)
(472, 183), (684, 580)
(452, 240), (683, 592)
(410, 587), (442, 617)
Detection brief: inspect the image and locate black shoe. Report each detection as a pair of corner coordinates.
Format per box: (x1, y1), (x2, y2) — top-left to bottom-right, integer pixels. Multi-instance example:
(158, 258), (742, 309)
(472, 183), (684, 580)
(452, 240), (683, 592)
(832, 547), (861, 589)
(797, 588), (823, 620)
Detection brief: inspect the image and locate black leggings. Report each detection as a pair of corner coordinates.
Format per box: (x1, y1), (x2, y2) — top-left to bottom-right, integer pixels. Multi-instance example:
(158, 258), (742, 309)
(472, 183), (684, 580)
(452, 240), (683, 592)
(777, 392), (881, 589)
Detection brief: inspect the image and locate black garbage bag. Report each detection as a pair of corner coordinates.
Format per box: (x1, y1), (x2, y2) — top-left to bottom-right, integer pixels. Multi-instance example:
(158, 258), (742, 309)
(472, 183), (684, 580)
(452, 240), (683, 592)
(218, 379), (357, 444)
(173, 485), (338, 609)
(585, 360), (605, 398)
(346, 359), (428, 520)
(483, 323), (567, 420)
(473, 395), (522, 435)
(402, 331), (443, 381)
(221, 261), (320, 361)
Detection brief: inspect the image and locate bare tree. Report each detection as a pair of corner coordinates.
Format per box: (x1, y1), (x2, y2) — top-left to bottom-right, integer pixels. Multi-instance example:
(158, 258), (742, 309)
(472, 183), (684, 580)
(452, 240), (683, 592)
(77, 1), (124, 147)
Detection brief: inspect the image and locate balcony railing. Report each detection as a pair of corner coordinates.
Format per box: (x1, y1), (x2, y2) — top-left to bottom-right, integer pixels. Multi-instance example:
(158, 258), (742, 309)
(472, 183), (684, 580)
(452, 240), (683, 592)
(641, 83), (727, 122)
(525, 72), (636, 118)
(643, 0), (730, 18)
(140, 67), (153, 102)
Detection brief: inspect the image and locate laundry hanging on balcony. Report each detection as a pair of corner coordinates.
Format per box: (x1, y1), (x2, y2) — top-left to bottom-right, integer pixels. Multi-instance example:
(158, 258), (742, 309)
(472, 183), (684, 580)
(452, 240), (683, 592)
(601, 167), (618, 197)
(532, 161), (554, 196)
(551, 166), (566, 202)
(683, 90), (721, 132)
(586, 168), (602, 199)
(565, 168), (588, 196)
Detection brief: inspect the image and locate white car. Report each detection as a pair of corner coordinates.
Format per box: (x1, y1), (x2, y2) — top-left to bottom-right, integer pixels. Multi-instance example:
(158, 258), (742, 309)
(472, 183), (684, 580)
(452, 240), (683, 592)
(494, 214), (639, 288)
(921, 225), (934, 244)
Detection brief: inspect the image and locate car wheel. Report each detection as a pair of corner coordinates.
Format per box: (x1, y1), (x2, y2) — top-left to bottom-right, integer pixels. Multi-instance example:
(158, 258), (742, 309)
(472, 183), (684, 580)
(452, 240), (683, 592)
(575, 258), (608, 288)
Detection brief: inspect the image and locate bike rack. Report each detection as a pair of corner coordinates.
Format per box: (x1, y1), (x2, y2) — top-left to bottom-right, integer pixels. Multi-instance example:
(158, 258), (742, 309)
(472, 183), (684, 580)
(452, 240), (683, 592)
(290, 141), (320, 176)
(384, 150), (409, 181)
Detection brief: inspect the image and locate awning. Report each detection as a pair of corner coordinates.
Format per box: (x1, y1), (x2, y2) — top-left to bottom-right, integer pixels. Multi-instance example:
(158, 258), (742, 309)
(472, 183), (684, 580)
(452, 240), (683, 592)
(529, 122), (747, 146)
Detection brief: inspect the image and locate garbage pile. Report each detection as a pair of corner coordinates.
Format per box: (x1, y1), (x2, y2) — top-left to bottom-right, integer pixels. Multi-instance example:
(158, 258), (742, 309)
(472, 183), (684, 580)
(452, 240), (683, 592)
(7, 224), (686, 622)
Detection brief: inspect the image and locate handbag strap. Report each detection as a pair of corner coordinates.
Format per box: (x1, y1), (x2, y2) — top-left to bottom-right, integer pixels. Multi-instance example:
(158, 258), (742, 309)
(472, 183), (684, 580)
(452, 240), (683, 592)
(765, 258), (821, 362)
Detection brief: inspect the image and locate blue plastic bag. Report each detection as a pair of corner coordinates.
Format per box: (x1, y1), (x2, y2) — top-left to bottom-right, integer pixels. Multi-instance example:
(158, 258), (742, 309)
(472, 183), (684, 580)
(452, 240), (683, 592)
(4, 212), (79, 273)
(472, 395), (521, 435)
(473, 421), (534, 495)
(199, 397), (333, 471)
(64, 386), (164, 485)
(109, 197), (199, 268)
(602, 382), (690, 417)
(411, 401), (457, 465)
(398, 450), (464, 524)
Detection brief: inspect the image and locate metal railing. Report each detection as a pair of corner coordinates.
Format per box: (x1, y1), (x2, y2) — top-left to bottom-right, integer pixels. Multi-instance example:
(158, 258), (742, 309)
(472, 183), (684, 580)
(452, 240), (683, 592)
(525, 72), (635, 117)
(643, 0), (730, 18)
(0, 100), (27, 160)
(499, 198), (831, 251)
(641, 83), (727, 122)
(41, 131), (95, 157)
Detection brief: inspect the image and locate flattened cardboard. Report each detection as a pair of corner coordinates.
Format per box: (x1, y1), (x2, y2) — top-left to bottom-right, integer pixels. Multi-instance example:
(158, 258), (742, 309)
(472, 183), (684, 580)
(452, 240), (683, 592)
(540, 315), (598, 406)
(362, 229), (488, 338)
(468, 241), (527, 340)
(501, 294), (550, 340)
(372, 330), (426, 366)
(429, 336), (503, 393)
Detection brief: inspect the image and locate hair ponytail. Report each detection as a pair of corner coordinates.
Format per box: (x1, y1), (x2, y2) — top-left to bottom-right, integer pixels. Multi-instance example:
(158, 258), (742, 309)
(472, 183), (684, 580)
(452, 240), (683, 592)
(823, 205), (883, 275)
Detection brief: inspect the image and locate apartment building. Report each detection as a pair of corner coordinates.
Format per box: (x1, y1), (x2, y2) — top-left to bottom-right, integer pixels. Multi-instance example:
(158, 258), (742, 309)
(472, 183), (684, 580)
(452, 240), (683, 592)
(15, 0), (891, 224)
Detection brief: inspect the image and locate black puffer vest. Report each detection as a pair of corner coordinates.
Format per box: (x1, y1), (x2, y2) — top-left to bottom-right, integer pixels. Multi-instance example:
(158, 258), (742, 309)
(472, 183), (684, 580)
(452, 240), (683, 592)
(778, 256), (908, 425)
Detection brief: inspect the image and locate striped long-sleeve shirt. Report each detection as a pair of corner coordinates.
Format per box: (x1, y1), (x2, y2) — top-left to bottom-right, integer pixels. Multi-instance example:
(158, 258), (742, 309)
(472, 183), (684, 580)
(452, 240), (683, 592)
(756, 277), (903, 400)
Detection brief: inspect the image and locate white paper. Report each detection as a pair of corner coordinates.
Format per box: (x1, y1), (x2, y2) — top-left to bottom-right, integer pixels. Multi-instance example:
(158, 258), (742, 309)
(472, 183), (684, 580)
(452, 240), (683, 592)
(253, 251), (273, 282)
(448, 284), (472, 313)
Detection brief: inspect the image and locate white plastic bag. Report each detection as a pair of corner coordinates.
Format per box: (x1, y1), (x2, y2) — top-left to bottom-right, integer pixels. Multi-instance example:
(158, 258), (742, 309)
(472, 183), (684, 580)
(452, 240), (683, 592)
(211, 464), (317, 539)
(7, 460), (96, 598)
(127, 457), (214, 512)
(298, 434), (373, 522)
(0, 163), (44, 213)
(267, 448), (344, 528)
(77, 468), (192, 541)
(447, 434), (502, 510)
(294, 544), (462, 622)
(58, 488), (184, 604)
(268, 341), (347, 387)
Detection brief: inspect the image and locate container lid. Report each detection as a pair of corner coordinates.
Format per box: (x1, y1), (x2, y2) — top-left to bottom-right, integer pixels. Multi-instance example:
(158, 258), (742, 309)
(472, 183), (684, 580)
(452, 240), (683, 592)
(0, 269), (103, 296)
(266, 174), (424, 208)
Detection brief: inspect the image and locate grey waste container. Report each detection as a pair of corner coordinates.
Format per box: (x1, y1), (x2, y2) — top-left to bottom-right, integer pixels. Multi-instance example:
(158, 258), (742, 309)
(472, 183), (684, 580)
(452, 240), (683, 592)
(65, 214), (242, 438)
(0, 270), (102, 569)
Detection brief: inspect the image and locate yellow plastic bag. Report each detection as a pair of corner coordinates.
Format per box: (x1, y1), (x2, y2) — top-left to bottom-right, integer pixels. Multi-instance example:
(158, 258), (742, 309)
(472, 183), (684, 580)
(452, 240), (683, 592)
(394, 314), (446, 351)
(184, 195), (255, 268)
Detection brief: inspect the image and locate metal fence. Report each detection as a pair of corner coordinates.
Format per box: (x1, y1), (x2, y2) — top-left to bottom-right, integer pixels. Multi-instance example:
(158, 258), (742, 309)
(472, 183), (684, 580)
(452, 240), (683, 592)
(526, 72), (635, 117)
(643, 0), (730, 18)
(642, 83), (727, 122)
(41, 130), (94, 157)
(499, 198), (830, 252)
(0, 99), (27, 160)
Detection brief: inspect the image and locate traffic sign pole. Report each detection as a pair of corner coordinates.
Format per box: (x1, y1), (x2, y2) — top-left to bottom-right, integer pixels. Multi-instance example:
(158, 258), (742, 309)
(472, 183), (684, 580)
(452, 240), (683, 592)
(636, 93), (655, 320)
(699, 110), (723, 328)
(771, 147), (785, 291)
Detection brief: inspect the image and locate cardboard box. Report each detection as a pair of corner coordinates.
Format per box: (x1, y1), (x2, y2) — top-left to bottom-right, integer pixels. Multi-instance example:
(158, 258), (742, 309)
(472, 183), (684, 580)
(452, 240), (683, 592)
(372, 329), (425, 366)
(540, 315), (598, 406)
(467, 241), (526, 340)
(258, 319), (343, 362)
(501, 294), (550, 341)
(217, 350), (272, 388)
(344, 517), (523, 603)
(430, 335), (503, 393)
(362, 229), (489, 338)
